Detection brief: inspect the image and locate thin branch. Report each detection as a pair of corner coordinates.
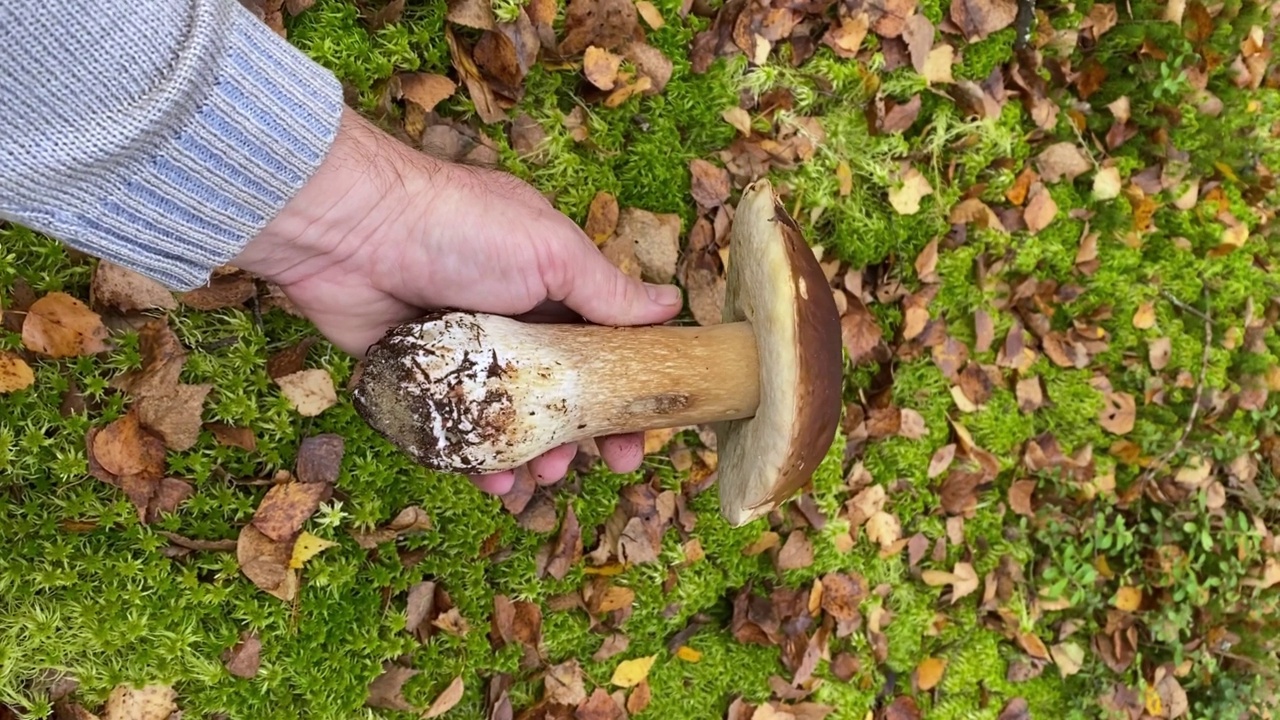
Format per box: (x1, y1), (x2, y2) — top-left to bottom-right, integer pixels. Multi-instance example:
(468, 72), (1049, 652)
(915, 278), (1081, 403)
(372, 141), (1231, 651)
(1160, 289), (1213, 326)
(1138, 290), (1213, 488)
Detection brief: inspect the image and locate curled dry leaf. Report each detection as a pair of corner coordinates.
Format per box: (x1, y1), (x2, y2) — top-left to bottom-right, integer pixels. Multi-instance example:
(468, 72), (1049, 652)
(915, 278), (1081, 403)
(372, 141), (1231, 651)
(276, 368), (338, 417)
(178, 270), (256, 310)
(350, 506), (432, 548)
(394, 72), (457, 113)
(543, 504), (583, 580)
(424, 676), (465, 718)
(22, 292), (110, 358)
(0, 352), (35, 393)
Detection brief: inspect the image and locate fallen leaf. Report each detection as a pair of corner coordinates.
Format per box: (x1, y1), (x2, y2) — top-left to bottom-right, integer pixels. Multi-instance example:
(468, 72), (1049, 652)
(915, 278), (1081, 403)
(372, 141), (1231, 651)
(289, 531), (337, 568)
(446, 27), (508, 124)
(997, 698), (1030, 720)
(22, 292), (109, 358)
(841, 297), (883, 365)
(949, 0), (1017, 40)
(266, 337), (318, 380)
(743, 530), (781, 556)
(823, 12), (870, 57)
(623, 42), (673, 94)
(613, 208), (680, 284)
(543, 504), (583, 580)
(178, 270), (256, 310)
(350, 506), (432, 548)
(1093, 167), (1123, 200)
(296, 433), (345, 485)
(237, 524), (297, 601)
(276, 368), (338, 417)
(928, 445), (956, 478)
(584, 46), (623, 89)
(866, 511), (902, 550)
(93, 410), (166, 478)
(675, 645), (702, 662)
(491, 594), (543, 653)
(447, 0), (496, 29)
(610, 655), (656, 688)
(1016, 377), (1043, 413)
(690, 159), (731, 209)
(625, 681), (651, 715)
(585, 192), (620, 244)
(1099, 391), (1136, 434)
(916, 657), (947, 690)
(578, 687), (625, 719)
(1113, 585), (1142, 611)
(395, 72), (457, 113)
(252, 481), (332, 542)
(0, 353), (35, 393)
(223, 632), (262, 679)
(1035, 143), (1092, 183)
(883, 696), (921, 720)
(903, 13), (934, 74)
(1023, 183), (1058, 233)
(889, 166), (933, 215)
(922, 45), (955, 84)
(635, 0), (663, 27)
(1148, 337), (1172, 370)
(90, 261), (178, 312)
(366, 663), (419, 712)
(777, 530), (815, 570)
(1132, 301), (1156, 329)
(1050, 641), (1084, 677)
(102, 684), (177, 720)
(1008, 479), (1035, 516)
(559, 0), (639, 55)
(723, 106), (752, 135)
(424, 676), (465, 718)
(899, 409), (927, 440)
(593, 633), (630, 662)
(546, 660), (587, 705)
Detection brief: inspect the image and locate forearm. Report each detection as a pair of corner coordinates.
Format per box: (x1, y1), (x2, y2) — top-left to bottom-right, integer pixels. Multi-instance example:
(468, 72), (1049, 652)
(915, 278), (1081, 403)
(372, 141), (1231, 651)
(0, 0), (344, 290)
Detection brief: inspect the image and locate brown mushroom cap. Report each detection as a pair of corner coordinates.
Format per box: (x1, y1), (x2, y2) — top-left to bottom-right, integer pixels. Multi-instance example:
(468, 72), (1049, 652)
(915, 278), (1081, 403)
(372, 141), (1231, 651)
(714, 179), (843, 526)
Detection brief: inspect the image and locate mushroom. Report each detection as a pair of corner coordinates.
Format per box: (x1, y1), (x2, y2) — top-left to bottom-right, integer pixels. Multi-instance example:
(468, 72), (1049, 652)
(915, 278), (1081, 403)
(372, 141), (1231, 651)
(352, 180), (842, 526)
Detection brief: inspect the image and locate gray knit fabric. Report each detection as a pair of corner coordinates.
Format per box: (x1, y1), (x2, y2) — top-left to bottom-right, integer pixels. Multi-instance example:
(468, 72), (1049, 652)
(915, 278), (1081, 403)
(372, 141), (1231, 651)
(0, 0), (345, 289)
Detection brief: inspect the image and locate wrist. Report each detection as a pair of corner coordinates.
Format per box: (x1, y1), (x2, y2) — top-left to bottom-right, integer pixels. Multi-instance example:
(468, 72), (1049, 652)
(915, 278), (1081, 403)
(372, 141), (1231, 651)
(232, 107), (437, 285)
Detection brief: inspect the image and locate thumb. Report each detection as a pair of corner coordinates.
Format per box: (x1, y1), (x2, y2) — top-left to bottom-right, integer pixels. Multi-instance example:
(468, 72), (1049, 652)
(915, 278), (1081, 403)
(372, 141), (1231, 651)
(545, 227), (684, 327)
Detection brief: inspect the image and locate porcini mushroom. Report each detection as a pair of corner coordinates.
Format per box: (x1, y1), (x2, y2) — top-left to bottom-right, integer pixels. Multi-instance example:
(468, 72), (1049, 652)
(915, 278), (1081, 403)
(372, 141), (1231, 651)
(352, 179), (842, 525)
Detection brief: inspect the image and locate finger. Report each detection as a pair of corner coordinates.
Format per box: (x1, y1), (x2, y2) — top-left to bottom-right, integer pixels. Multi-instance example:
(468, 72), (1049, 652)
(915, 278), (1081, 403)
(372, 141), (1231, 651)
(529, 443), (578, 484)
(541, 219), (684, 327)
(597, 432), (645, 474)
(470, 470), (515, 495)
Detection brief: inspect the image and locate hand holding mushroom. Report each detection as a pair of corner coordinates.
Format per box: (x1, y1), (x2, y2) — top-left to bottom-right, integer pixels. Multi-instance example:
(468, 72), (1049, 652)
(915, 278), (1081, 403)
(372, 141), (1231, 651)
(352, 180), (843, 525)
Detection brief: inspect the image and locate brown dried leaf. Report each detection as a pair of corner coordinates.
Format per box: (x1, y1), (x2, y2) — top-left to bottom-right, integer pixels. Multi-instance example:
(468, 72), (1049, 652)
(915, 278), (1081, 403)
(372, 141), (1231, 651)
(916, 657), (947, 691)
(927, 444), (956, 478)
(997, 698), (1031, 720)
(584, 46), (623, 89)
(559, 0), (639, 55)
(395, 73), (456, 114)
(1035, 143), (1092, 184)
(0, 353), (35, 394)
(1024, 183), (1058, 233)
(237, 524), (297, 601)
(366, 663), (419, 712)
(623, 42), (673, 94)
(585, 191), (620, 244)
(1099, 391), (1136, 434)
(446, 27), (507, 125)
(1008, 479), (1035, 516)
(593, 633), (630, 662)
(22, 292), (109, 358)
(296, 433), (344, 485)
(777, 530), (814, 570)
(888, 166), (933, 215)
(350, 506), (432, 548)
(1016, 376), (1044, 413)
(424, 676), (465, 718)
(222, 632), (262, 679)
(690, 159), (731, 209)
(949, 0), (1017, 41)
(903, 13), (934, 74)
(624, 681), (650, 716)
(90, 262), (177, 312)
(883, 696), (921, 720)
(544, 504), (583, 580)
(614, 208), (680, 284)
(252, 481), (332, 542)
(881, 94), (922, 132)
(841, 296), (883, 366)
(546, 660), (588, 705)
(93, 409), (166, 478)
(1148, 337), (1172, 370)
(178, 271), (256, 310)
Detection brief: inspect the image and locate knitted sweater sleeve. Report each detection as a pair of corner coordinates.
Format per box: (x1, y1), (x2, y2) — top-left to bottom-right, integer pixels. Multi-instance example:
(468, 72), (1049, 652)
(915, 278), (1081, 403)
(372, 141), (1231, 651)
(0, 0), (344, 290)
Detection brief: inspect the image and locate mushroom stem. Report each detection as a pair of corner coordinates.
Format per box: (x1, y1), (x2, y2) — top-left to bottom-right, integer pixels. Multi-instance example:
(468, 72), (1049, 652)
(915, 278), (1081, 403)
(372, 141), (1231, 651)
(351, 311), (760, 474)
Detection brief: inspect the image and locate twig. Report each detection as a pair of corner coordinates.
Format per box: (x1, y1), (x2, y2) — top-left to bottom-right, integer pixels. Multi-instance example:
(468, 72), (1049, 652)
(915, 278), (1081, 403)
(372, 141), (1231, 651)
(1137, 290), (1213, 488)
(1160, 290), (1213, 326)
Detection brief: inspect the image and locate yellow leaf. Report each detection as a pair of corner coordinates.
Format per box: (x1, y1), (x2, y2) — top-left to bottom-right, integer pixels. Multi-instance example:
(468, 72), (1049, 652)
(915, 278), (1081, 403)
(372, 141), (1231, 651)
(888, 167), (933, 215)
(289, 531), (337, 569)
(675, 646), (702, 662)
(611, 655), (657, 687)
(837, 161), (853, 197)
(1132, 301), (1156, 329)
(916, 657), (947, 690)
(1145, 685), (1163, 716)
(1114, 585), (1143, 611)
(1095, 555), (1115, 580)
(584, 563), (626, 576)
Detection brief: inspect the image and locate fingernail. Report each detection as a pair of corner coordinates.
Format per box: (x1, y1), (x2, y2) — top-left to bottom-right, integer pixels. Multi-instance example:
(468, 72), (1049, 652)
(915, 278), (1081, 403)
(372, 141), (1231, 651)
(645, 283), (682, 306)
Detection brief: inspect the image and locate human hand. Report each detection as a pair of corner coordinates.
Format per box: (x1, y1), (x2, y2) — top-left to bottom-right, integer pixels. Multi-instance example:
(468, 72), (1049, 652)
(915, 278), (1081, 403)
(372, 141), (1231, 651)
(232, 108), (683, 495)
